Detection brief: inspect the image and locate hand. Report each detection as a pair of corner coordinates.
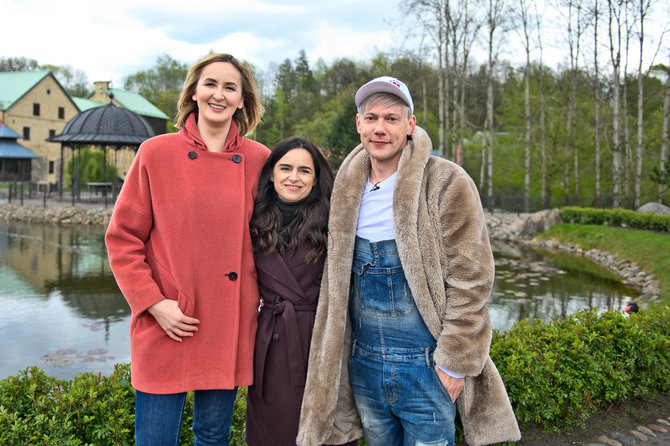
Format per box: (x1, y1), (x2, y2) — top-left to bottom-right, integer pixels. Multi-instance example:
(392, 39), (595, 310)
(147, 299), (200, 342)
(435, 366), (465, 403)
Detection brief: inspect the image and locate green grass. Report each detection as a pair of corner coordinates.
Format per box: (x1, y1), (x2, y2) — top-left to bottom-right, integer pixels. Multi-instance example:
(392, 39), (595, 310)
(537, 223), (670, 304)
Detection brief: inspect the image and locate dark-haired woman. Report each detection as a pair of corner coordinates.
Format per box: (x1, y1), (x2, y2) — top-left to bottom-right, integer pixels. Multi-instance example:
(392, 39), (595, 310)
(105, 53), (269, 445)
(246, 137), (355, 445)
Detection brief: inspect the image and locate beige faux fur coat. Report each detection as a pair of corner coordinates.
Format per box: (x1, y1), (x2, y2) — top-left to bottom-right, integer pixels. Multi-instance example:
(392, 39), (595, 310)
(296, 126), (521, 446)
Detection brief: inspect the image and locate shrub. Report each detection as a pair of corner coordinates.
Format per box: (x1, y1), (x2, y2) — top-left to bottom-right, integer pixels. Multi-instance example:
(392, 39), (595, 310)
(491, 306), (670, 431)
(0, 363), (248, 445)
(2, 308), (669, 440)
(560, 206), (670, 232)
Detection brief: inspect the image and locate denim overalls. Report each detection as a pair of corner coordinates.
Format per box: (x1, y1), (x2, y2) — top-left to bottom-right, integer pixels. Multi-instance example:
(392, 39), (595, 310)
(348, 236), (456, 446)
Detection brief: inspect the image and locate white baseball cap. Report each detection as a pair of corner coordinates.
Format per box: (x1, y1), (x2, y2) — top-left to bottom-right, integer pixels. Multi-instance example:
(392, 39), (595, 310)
(355, 76), (414, 113)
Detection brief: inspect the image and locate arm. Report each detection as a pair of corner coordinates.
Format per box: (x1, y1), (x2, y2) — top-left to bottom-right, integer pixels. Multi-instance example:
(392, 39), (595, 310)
(432, 171), (494, 378)
(105, 148), (199, 341)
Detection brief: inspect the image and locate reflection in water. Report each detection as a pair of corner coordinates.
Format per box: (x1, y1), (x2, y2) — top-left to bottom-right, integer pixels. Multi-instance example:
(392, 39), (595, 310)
(0, 221), (640, 380)
(489, 240), (640, 331)
(0, 220), (130, 380)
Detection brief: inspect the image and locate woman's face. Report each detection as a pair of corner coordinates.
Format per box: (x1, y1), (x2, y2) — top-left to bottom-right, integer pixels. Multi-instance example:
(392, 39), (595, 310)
(192, 61), (244, 129)
(271, 148), (316, 203)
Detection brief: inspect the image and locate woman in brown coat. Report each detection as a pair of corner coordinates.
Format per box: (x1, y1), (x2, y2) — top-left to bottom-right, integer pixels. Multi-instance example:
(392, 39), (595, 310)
(246, 137), (355, 445)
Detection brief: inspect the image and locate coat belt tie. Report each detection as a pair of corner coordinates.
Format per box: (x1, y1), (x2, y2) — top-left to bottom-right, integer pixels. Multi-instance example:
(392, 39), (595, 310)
(254, 299), (317, 399)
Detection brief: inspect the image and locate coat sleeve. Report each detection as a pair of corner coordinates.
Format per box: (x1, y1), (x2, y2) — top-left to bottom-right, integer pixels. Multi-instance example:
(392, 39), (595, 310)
(105, 146), (165, 316)
(432, 171), (494, 376)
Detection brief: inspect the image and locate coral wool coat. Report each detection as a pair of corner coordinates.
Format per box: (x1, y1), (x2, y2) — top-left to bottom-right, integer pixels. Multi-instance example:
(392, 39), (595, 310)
(105, 113), (270, 394)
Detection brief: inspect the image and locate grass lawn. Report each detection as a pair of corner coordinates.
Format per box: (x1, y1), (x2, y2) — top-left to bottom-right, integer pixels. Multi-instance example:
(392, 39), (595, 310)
(537, 223), (670, 305)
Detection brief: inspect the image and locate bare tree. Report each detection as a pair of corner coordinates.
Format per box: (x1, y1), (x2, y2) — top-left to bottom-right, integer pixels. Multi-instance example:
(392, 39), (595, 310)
(402, 0), (450, 157)
(659, 56), (670, 202)
(633, 0), (653, 208)
(516, 0), (533, 212)
(608, 0), (624, 208)
(591, 0), (603, 207)
(481, 0), (508, 212)
(535, 4), (549, 208)
(561, 0), (586, 205)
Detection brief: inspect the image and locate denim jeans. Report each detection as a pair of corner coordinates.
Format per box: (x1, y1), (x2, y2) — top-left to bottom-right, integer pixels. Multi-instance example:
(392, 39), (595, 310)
(349, 237), (456, 446)
(135, 388), (238, 446)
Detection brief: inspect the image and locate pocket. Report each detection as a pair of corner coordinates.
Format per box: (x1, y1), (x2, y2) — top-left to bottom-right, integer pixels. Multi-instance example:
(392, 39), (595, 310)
(149, 258), (195, 316)
(352, 265), (414, 317)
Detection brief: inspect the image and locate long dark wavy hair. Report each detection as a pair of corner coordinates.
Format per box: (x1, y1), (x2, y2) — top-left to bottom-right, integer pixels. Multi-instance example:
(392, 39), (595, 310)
(250, 137), (334, 263)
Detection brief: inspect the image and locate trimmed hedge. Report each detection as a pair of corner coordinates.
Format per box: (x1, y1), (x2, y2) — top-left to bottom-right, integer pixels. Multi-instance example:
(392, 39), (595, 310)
(2, 307), (669, 441)
(560, 206), (670, 232)
(0, 363), (248, 445)
(492, 306), (670, 432)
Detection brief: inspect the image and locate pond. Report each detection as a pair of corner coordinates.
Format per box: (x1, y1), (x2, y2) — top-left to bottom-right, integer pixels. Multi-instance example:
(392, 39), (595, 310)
(0, 221), (639, 380)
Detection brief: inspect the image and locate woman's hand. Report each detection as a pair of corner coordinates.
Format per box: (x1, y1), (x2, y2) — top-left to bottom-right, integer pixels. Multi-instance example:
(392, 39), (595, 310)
(435, 366), (465, 403)
(147, 299), (200, 342)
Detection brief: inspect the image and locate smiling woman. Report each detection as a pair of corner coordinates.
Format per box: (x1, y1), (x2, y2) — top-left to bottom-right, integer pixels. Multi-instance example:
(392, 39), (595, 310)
(105, 53), (270, 445)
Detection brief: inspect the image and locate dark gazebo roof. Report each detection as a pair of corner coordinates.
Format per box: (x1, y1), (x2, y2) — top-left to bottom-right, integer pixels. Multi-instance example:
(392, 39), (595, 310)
(48, 102), (155, 147)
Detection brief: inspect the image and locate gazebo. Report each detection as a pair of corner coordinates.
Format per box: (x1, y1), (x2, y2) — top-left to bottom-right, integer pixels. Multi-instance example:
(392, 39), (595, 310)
(0, 122), (40, 182)
(48, 100), (155, 206)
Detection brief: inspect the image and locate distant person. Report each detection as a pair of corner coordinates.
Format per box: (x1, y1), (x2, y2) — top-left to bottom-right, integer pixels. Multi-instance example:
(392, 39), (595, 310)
(297, 76), (521, 446)
(624, 302), (639, 315)
(245, 137), (356, 446)
(105, 53), (269, 445)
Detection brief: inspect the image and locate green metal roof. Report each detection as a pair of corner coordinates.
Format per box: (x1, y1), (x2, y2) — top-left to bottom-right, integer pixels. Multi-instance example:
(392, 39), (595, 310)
(72, 96), (104, 112)
(107, 88), (169, 120)
(0, 70), (50, 111)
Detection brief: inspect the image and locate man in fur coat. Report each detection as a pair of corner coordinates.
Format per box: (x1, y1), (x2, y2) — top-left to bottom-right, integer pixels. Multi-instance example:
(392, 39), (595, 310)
(296, 77), (521, 446)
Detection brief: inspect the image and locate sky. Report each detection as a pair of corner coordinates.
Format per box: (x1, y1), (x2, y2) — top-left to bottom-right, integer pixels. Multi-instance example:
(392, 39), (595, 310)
(2, 0), (404, 87)
(3, 0), (668, 90)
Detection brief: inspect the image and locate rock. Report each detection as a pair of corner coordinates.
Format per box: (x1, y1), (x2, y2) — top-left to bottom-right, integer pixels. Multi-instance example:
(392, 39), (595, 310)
(517, 208), (562, 237)
(629, 429), (647, 441)
(596, 435), (622, 446)
(637, 425), (657, 437)
(637, 202), (670, 214)
(608, 430), (637, 445)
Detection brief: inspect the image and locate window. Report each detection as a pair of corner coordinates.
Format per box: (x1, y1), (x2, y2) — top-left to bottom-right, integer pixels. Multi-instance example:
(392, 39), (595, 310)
(58, 107), (65, 119)
(49, 129), (56, 138)
(49, 161), (55, 174)
(23, 127), (30, 140)
(33, 103), (40, 116)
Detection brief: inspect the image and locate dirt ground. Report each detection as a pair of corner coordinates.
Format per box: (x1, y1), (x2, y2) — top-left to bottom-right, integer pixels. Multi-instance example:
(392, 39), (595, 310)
(513, 392), (670, 445)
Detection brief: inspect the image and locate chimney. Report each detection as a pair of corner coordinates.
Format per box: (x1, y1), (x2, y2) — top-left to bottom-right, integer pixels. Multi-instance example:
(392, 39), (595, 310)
(94, 81), (111, 96)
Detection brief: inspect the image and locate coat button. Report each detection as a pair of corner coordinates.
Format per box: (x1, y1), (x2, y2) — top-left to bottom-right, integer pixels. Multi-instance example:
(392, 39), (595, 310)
(274, 295), (284, 303)
(272, 333), (280, 342)
(188, 151), (197, 159)
(232, 154), (242, 163)
(226, 272), (238, 281)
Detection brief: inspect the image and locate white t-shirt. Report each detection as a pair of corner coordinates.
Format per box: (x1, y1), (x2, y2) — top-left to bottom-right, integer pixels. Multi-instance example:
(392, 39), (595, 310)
(356, 172), (397, 242)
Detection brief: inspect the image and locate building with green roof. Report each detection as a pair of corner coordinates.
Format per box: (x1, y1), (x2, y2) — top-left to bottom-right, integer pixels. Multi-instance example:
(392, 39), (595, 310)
(0, 70), (79, 183)
(87, 81), (169, 135)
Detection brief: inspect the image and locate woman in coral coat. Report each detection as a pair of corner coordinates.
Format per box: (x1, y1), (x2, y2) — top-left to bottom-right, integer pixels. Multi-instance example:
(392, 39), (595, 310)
(245, 137), (356, 446)
(105, 53), (269, 446)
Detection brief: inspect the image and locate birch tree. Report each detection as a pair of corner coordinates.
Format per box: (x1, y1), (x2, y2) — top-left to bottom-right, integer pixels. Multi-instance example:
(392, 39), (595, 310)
(516, 0), (533, 212)
(481, 0), (507, 211)
(590, 0), (603, 207)
(659, 57), (670, 202)
(633, 0), (653, 208)
(608, 0), (624, 208)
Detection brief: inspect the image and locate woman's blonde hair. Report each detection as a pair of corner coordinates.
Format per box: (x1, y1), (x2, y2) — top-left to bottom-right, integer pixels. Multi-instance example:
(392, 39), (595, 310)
(175, 53), (264, 136)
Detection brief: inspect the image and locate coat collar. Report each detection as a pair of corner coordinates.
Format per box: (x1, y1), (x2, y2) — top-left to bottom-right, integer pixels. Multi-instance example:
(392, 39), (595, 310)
(254, 241), (313, 297)
(329, 126), (433, 237)
(181, 112), (243, 152)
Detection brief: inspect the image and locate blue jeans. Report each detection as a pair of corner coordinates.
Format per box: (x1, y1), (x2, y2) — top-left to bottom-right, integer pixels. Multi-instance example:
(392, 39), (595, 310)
(135, 388), (238, 446)
(349, 237), (456, 446)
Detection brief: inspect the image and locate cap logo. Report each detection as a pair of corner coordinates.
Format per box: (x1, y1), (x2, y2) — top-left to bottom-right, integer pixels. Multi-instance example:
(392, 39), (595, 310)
(391, 80), (401, 88)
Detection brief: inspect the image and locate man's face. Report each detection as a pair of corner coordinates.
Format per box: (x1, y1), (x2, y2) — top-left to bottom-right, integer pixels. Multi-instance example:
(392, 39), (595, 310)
(356, 100), (416, 168)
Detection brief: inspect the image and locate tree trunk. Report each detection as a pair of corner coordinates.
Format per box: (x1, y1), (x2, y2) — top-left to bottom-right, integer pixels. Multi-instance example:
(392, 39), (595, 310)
(634, 0), (648, 209)
(594, 0), (602, 208)
(609, 0), (622, 208)
(659, 56), (670, 202)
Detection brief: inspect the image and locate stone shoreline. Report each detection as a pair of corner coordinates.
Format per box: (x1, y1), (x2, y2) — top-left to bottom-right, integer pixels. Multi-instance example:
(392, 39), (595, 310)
(0, 202), (661, 305)
(487, 211), (661, 305)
